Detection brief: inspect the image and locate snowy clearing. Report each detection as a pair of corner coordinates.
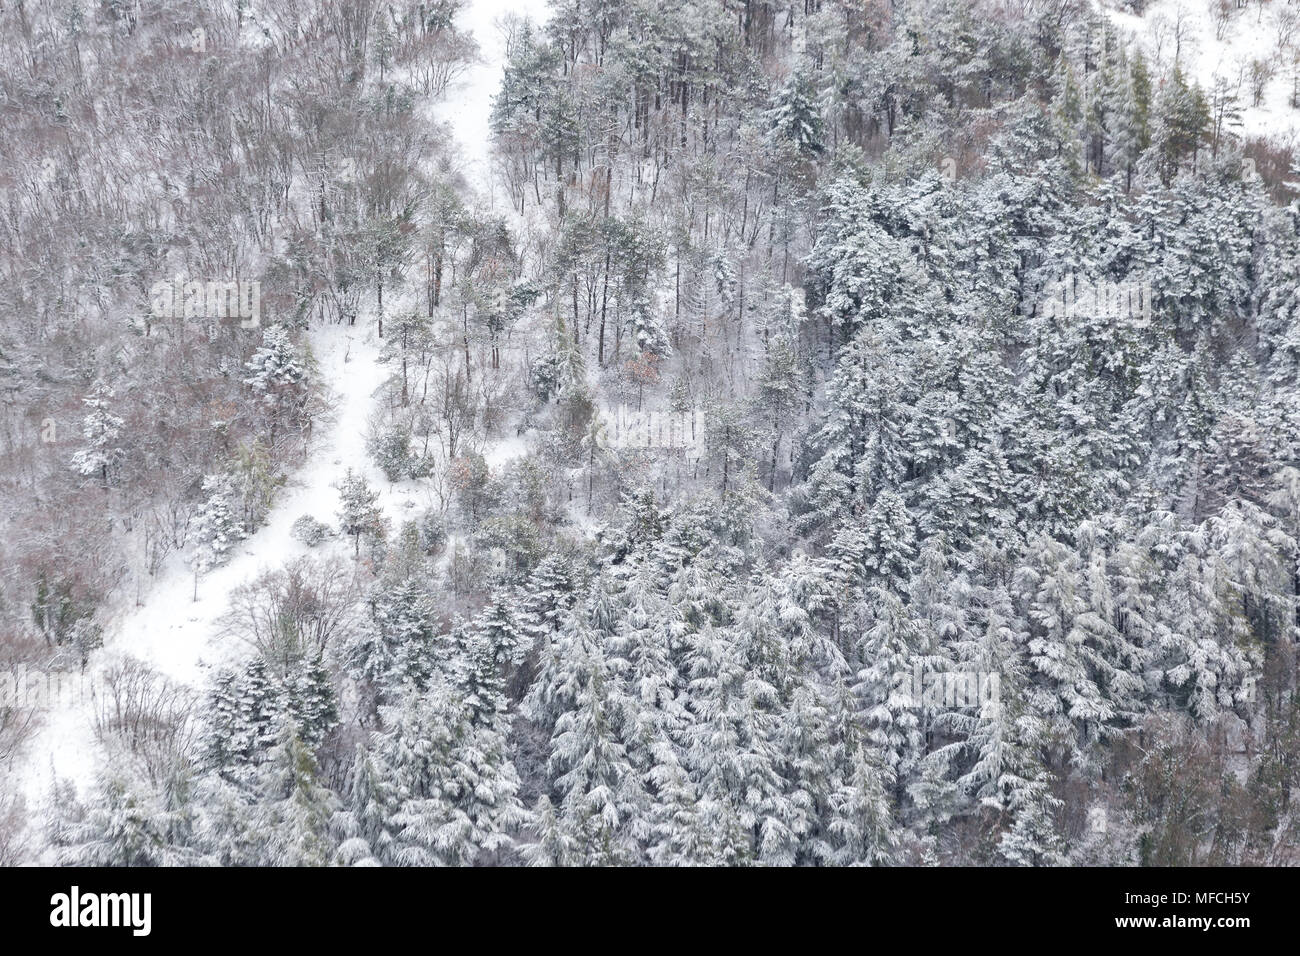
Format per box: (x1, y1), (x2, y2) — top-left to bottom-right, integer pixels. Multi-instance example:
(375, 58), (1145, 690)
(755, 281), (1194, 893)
(1104, 0), (1300, 143)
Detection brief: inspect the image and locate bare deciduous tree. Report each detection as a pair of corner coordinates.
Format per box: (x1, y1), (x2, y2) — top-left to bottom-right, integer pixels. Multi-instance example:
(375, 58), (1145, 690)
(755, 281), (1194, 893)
(219, 556), (361, 671)
(91, 658), (198, 787)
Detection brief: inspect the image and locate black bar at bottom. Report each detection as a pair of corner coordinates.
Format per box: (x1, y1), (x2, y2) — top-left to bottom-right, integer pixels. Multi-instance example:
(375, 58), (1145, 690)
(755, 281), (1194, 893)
(0, 865), (1276, 943)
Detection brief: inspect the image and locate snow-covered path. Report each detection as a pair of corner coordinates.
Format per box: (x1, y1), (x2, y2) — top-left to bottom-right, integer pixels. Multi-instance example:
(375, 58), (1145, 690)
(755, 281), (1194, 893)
(12, 0), (552, 843)
(431, 0), (552, 200)
(18, 324), (394, 807)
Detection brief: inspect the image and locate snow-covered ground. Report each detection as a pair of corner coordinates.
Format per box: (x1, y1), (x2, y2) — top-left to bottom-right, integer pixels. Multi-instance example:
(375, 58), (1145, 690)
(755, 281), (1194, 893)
(1103, 0), (1300, 143)
(431, 0), (552, 201)
(10, 0), (553, 850)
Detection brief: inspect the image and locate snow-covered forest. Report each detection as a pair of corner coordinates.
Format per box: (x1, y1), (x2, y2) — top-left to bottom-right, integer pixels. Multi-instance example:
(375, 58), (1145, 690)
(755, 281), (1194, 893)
(1, 0), (1299, 867)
